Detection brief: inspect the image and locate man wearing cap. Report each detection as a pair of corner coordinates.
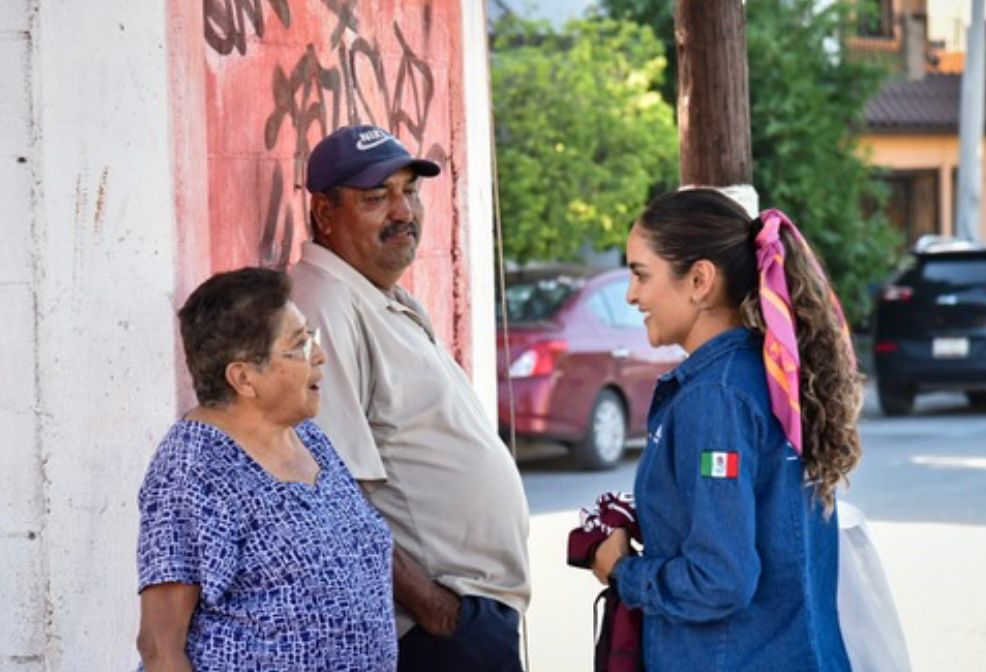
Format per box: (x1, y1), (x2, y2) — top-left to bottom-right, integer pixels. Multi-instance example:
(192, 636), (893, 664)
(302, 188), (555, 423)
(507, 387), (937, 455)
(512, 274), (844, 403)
(291, 125), (530, 671)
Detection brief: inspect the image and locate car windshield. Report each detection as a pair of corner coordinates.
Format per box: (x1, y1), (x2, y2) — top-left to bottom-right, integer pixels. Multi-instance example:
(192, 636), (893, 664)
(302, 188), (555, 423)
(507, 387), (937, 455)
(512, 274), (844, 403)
(920, 257), (986, 289)
(497, 276), (582, 323)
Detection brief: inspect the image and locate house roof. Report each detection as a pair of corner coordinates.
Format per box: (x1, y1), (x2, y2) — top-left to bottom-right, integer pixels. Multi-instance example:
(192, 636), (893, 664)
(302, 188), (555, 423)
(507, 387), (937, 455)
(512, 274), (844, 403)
(865, 72), (962, 134)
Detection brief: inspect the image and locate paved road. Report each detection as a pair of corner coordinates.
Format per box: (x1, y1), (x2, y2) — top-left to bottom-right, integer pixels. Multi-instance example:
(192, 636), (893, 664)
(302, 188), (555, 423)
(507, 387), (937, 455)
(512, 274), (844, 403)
(518, 386), (986, 671)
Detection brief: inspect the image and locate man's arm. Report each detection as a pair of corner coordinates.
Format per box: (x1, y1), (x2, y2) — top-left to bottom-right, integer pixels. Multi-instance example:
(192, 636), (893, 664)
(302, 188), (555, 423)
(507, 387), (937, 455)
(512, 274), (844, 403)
(294, 273), (460, 633)
(393, 546), (461, 636)
(136, 582), (200, 671)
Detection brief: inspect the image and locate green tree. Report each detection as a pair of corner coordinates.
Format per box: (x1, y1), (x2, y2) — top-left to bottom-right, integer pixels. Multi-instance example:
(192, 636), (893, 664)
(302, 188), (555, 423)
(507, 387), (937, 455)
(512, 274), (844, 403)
(599, 0), (899, 324)
(747, 0), (898, 325)
(491, 16), (678, 263)
(598, 0), (677, 108)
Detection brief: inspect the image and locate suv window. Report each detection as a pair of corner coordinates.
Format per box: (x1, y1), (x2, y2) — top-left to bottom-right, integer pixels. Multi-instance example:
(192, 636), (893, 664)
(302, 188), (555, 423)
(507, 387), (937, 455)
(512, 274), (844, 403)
(920, 258), (986, 288)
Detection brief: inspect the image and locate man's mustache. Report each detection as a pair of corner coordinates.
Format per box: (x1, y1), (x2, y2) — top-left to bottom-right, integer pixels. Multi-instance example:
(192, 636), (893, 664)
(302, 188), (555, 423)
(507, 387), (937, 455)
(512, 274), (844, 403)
(380, 220), (419, 241)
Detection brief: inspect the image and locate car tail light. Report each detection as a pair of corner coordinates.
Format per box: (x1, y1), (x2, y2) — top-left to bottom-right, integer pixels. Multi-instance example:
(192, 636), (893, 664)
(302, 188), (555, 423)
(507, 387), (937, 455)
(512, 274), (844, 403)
(507, 339), (568, 378)
(874, 340), (899, 355)
(881, 285), (913, 301)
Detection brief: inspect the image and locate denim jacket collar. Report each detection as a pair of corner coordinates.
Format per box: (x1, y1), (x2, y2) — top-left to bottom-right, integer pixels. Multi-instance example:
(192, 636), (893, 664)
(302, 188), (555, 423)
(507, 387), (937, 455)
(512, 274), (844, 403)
(663, 327), (758, 386)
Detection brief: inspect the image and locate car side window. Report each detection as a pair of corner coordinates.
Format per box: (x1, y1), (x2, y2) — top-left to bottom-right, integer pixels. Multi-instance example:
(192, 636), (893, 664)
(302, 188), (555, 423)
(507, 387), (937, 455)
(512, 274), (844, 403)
(498, 278), (578, 323)
(599, 280), (642, 329)
(586, 291), (614, 325)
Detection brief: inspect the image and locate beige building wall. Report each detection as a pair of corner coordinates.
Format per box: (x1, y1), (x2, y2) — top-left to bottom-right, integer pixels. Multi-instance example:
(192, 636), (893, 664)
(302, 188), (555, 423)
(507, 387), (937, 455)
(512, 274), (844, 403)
(859, 133), (986, 241)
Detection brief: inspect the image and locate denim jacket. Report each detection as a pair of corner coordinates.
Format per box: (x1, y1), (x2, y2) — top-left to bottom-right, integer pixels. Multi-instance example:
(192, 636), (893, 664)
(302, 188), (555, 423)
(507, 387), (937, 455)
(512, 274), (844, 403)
(613, 328), (850, 671)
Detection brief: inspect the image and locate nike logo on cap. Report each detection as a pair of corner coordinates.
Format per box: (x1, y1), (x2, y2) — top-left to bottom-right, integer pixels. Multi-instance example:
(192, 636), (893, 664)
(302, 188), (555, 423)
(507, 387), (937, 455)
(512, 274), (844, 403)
(355, 129), (392, 151)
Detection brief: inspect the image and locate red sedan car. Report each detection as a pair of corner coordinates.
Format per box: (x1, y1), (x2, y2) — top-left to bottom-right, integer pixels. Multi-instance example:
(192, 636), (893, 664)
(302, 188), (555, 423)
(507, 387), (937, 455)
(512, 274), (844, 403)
(496, 266), (686, 469)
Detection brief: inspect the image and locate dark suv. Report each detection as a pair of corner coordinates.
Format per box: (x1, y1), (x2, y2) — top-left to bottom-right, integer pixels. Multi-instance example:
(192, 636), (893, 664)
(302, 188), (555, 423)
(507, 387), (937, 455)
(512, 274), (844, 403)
(873, 237), (986, 415)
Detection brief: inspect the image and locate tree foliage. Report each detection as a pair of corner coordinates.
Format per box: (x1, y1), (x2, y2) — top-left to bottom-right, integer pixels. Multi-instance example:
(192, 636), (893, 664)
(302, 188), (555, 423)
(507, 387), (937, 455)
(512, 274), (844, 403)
(491, 16), (678, 263)
(599, 0), (677, 107)
(746, 0), (898, 324)
(599, 0), (899, 324)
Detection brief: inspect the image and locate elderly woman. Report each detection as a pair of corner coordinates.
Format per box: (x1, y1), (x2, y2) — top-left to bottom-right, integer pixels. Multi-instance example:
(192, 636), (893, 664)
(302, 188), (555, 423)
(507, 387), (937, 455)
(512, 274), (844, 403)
(136, 267), (396, 671)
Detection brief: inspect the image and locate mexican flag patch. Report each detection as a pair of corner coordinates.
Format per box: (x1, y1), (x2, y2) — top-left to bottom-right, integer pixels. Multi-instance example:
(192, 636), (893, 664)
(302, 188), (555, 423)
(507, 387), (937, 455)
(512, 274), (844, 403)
(700, 451), (739, 479)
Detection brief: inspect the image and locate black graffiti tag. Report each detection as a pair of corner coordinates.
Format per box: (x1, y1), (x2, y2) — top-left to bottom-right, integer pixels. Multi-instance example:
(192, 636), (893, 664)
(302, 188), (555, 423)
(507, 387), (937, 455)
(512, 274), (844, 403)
(204, 0), (291, 56)
(390, 23), (435, 149)
(264, 45), (341, 157)
(260, 162), (294, 268)
(260, 44), (346, 267)
(320, 0), (359, 48)
(348, 36), (390, 129)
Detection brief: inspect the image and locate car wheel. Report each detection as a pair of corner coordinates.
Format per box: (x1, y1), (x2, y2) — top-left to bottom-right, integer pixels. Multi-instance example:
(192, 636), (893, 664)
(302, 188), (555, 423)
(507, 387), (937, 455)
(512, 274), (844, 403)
(574, 389), (626, 471)
(878, 382), (915, 416)
(966, 391), (986, 408)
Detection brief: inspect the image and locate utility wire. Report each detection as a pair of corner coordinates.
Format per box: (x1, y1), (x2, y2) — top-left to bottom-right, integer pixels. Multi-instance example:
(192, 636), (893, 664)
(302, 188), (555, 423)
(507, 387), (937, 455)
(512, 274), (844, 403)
(486, 15), (528, 671)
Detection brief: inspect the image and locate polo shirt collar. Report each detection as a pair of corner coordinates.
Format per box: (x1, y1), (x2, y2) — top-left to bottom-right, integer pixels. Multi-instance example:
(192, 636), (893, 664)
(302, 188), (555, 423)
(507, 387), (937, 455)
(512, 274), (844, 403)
(299, 241), (394, 311)
(298, 241), (436, 340)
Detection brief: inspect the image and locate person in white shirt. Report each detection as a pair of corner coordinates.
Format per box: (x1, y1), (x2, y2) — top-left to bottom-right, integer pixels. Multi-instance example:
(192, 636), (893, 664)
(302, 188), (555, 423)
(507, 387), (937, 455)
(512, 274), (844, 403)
(291, 124), (530, 672)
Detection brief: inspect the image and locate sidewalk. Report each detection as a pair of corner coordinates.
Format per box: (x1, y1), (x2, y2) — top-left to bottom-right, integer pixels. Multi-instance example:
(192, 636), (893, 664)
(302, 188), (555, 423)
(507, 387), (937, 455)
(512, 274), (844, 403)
(867, 520), (986, 671)
(523, 510), (600, 671)
(522, 510), (986, 672)
(519, 380), (986, 671)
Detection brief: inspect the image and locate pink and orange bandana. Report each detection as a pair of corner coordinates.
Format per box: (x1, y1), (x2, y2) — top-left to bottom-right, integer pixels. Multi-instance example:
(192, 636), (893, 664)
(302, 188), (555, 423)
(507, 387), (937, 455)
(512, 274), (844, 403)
(754, 209), (854, 455)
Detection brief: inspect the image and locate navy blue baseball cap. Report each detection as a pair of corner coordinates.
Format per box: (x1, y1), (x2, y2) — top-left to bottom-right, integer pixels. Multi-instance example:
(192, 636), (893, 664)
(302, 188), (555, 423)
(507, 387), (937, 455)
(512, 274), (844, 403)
(306, 125), (441, 194)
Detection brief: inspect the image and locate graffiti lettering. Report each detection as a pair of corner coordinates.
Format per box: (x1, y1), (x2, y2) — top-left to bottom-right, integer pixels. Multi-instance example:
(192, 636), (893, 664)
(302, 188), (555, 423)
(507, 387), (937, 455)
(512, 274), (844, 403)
(260, 45), (343, 268)
(390, 22), (447, 165)
(204, 0), (291, 56)
(264, 45), (339, 155)
(390, 24), (433, 146)
(320, 0), (359, 48)
(348, 37), (390, 129)
(260, 162), (294, 268)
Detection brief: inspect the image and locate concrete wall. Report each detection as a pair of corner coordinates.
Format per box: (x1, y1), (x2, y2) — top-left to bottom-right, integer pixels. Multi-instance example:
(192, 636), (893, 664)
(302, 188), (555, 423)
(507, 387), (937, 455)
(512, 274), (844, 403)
(0, 1), (181, 670)
(1, 1), (492, 668)
(459, 0), (496, 416)
(0, 0), (44, 669)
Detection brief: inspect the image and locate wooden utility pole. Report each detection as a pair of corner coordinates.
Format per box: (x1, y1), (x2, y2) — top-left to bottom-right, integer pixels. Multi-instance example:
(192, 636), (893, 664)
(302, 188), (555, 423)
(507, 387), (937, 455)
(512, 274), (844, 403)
(674, 0), (756, 213)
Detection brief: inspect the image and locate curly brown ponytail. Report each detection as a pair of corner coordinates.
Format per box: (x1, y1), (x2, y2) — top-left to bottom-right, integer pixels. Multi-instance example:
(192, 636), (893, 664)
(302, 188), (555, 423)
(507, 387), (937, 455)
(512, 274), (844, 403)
(740, 227), (863, 512)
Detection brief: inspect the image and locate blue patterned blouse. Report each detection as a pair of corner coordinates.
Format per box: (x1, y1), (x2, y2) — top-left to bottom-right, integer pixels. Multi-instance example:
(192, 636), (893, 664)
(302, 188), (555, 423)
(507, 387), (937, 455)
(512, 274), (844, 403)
(137, 419), (396, 671)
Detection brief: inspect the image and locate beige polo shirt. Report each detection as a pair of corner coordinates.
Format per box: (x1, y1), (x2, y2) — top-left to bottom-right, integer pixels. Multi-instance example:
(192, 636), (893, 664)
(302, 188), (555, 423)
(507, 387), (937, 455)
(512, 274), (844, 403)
(290, 242), (530, 635)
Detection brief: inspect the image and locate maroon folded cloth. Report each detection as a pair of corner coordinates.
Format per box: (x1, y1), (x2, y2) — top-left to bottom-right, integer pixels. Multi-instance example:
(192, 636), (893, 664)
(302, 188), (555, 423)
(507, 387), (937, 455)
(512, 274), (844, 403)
(567, 491), (642, 569)
(569, 492), (644, 672)
(594, 587), (643, 672)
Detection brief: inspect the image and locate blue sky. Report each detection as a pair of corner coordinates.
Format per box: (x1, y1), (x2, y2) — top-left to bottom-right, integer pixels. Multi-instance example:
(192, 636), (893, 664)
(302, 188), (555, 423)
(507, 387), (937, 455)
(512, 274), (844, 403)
(498, 0), (596, 28)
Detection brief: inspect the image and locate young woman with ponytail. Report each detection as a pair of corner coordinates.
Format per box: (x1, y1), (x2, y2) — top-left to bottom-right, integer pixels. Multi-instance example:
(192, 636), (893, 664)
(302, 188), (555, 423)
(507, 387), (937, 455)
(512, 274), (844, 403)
(591, 188), (862, 671)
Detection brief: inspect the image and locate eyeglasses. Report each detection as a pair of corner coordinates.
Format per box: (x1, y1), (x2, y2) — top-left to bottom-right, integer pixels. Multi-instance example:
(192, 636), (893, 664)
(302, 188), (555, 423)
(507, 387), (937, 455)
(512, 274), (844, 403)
(276, 328), (322, 361)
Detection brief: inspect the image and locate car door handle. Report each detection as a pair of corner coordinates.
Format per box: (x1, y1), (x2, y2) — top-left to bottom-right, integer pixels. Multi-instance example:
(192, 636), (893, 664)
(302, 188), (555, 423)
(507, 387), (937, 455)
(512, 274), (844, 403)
(611, 347), (630, 359)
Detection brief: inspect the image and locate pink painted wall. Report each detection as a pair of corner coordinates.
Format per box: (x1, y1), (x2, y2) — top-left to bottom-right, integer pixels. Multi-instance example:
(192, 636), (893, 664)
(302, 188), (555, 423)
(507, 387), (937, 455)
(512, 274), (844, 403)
(175, 0), (471, 367)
